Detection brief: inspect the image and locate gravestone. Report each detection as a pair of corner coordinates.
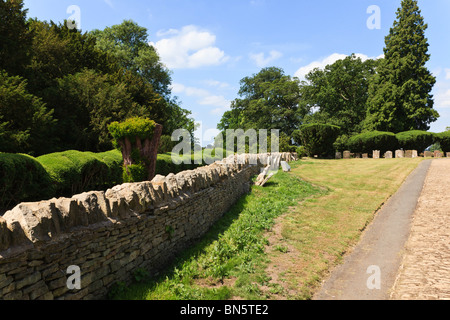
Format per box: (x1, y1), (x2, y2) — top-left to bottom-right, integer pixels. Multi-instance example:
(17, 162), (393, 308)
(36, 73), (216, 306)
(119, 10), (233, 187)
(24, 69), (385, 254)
(405, 150), (413, 158)
(447, 152), (450, 158)
(384, 151), (393, 159)
(335, 152), (342, 159)
(395, 150), (404, 158)
(424, 151), (433, 157)
(354, 153), (361, 159)
(280, 161), (291, 172)
(362, 153), (369, 159)
(412, 150), (418, 158)
(434, 150), (443, 158)
(343, 151), (351, 159)
(373, 150), (380, 159)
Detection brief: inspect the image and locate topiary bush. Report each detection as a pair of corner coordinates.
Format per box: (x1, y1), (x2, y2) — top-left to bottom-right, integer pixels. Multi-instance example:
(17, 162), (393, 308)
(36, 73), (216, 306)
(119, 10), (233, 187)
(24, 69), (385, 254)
(292, 123), (341, 158)
(436, 131), (450, 152)
(37, 150), (123, 197)
(0, 153), (54, 209)
(395, 131), (436, 153)
(347, 131), (398, 154)
(108, 117), (162, 182)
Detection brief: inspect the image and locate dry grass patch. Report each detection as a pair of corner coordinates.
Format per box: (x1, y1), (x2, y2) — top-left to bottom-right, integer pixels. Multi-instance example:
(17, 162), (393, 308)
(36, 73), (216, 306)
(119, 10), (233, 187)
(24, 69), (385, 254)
(264, 158), (423, 299)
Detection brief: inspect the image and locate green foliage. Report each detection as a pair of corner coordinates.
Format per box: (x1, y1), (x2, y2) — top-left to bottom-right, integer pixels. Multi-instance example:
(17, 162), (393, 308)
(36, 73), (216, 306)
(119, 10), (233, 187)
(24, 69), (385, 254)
(436, 131), (450, 152)
(158, 135), (176, 154)
(37, 150), (123, 197)
(365, 0), (438, 133)
(110, 168), (322, 300)
(292, 124), (341, 158)
(217, 67), (306, 139)
(155, 153), (201, 176)
(0, 70), (56, 155)
(300, 54), (378, 136)
(395, 130), (436, 152)
(0, 0), (32, 76)
(122, 164), (148, 183)
(347, 131), (398, 154)
(108, 117), (156, 142)
(0, 153), (54, 208)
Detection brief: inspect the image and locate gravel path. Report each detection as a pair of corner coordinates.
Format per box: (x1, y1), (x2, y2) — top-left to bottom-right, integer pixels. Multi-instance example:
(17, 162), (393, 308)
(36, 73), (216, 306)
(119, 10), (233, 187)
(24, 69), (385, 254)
(390, 159), (450, 300)
(314, 159), (433, 300)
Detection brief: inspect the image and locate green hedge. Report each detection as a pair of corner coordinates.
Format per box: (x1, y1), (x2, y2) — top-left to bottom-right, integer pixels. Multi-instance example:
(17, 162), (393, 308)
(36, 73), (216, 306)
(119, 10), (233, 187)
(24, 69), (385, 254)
(347, 131), (398, 154)
(395, 131), (436, 153)
(292, 123), (341, 158)
(37, 150), (123, 197)
(1, 148), (222, 209)
(436, 131), (450, 152)
(0, 153), (54, 208)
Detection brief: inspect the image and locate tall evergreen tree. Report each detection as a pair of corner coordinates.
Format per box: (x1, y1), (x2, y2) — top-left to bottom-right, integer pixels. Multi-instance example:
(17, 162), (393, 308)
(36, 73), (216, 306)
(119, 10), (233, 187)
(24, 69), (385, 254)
(0, 0), (32, 76)
(364, 0), (438, 133)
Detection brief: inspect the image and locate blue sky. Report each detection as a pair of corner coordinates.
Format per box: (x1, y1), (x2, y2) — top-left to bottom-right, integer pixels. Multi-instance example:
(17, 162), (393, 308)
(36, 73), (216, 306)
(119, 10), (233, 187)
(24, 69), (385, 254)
(23, 0), (450, 145)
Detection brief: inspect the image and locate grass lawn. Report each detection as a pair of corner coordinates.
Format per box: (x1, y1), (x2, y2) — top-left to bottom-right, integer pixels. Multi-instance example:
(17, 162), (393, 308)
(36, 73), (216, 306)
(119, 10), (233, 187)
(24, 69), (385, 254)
(265, 157), (424, 299)
(110, 157), (423, 300)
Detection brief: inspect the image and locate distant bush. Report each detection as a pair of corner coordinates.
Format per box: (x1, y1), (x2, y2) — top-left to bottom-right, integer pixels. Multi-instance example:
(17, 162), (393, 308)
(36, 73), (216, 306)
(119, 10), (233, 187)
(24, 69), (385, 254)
(0, 153), (54, 208)
(292, 124), (341, 158)
(347, 131), (398, 154)
(436, 131), (450, 152)
(395, 131), (436, 152)
(37, 150), (123, 197)
(158, 135), (176, 154)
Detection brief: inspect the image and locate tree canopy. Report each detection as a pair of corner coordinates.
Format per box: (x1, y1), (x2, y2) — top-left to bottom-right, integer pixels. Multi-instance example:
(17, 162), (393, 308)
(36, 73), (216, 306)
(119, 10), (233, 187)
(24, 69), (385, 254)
(364, 0), (438, 133)
(300, 54), (378, 136)
(0, 1), (195, 156)
(218, 67), (306, 137)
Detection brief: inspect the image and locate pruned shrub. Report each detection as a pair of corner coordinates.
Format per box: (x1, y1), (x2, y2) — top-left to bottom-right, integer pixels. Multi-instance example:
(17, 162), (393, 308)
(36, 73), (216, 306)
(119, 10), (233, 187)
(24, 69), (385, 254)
(292, 123), (341, 158)
(108, 117), (161, 182)
(395, 131), (436, 153)
(436, 131), (450, 152)
(347, 131), (398, 154)
(37, 150), (123, 197)
(0, 153), (54, 208)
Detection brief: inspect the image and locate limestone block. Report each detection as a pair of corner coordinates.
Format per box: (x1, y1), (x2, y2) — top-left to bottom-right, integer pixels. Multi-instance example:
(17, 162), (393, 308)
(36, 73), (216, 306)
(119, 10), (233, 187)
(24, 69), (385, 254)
(395, 150), (404, 158)
(434, 150), (443, 158)
(52, 197), (88, 228)
(2, 201), (62, 243)
(0, 217), (11, 251)
(72, 191), (110, 224)
(280, 161), (291, 172)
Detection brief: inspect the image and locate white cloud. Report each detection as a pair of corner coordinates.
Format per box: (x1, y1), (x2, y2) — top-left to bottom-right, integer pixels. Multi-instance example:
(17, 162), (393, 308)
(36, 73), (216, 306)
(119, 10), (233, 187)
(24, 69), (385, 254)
(435, 88), (450, 108)
(171, 83), (231, 111)
(203, 79), (230, 89)
(445, 69), (450, 80)
(249, 50), (283, 68)
(151, 25), (229, 69)
(294, 53), (384, 80)
(104, 0), (114, 8)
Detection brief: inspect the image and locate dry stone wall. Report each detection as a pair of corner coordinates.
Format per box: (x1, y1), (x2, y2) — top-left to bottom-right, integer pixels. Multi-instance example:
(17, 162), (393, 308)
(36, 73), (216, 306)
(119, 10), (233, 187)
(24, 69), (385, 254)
(0, 153), (297, 300)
